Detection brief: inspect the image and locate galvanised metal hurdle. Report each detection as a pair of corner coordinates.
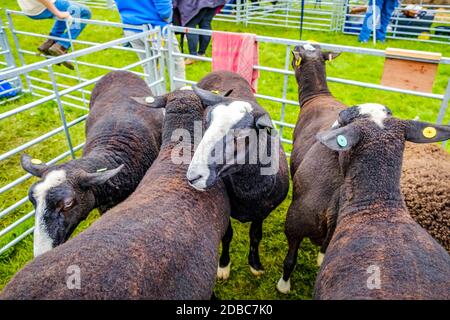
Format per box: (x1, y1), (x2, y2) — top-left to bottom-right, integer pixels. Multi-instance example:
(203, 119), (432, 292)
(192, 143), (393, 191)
(343, 0), (450, 44)
(0, 15), (22, 105)
(0, 16), (163, 255)
(242, 0), (347, 31)
(77, 0), (115, 10)
(165, 25), (450, 153)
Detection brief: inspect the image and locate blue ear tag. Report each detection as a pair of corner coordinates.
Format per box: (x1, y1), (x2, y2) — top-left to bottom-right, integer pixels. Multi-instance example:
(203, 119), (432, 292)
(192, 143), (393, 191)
(336, 135), (348, 148)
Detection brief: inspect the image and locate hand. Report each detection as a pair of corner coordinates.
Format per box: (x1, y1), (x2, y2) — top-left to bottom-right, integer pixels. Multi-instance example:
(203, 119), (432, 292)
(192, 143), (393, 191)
(56, 11), (72, 20)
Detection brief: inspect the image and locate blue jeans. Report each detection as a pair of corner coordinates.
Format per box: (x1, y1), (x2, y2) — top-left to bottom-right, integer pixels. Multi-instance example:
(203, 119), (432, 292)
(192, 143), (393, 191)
(359, 0), (398, 42)
(186, 7), (217, 56)
(29, 0), (92, 49)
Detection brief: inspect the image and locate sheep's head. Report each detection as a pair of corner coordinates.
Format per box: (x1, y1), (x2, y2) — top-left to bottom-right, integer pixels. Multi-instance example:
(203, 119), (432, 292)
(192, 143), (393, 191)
(291, 43), (340, 71)
(317, 105), (450, 173)
(21, 154), (123, 257)
(187, 85), (276, 191)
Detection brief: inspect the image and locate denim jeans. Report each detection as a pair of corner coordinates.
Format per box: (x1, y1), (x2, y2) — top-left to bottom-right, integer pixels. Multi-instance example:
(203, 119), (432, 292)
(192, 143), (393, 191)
(359, 0), (398, 42)
(185, 7), (217, 56)
(29, 0), (92, 49)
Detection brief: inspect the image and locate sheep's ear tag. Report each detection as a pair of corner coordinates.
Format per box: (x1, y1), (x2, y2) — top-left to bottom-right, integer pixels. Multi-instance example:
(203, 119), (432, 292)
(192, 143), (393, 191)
(422, 126), (437, 139)
(145, 96), (155, 104)
(328, 53), (333, 62)
(31, 158), (43, 165)
(336, 135), (348, 148)
(96, 168), (108, 173)
(211, 90), (220, 94)
(295, 57), (302, 66)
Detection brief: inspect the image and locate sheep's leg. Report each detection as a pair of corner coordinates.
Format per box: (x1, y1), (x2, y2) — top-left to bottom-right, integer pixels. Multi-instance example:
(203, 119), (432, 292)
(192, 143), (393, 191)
(217, 220), (233, 280)
(248, 220), (264, 276)
(277, 236), (302, 294)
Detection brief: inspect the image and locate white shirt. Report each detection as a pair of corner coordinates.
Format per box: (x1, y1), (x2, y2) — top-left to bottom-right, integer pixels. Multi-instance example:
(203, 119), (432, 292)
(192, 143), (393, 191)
(17, 0), (56, 16)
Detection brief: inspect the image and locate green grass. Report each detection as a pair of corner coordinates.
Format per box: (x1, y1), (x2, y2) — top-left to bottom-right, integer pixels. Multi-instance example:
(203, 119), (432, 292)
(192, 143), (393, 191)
(0, 0), (449, 299)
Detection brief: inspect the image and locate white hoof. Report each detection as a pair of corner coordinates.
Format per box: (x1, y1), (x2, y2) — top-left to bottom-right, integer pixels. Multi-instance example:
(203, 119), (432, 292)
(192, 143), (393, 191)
(317, 252), (325, 267)
(217, 263), (231, 280)
(277, 277), (291, 294)
(250, 266), (265, 276)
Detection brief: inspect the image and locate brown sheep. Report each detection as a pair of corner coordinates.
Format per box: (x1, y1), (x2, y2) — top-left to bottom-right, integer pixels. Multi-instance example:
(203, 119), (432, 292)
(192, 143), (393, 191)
(314, 105), (450, 299)
(0, 89), (230, 300)
(20, 70), (163, 257)
(277, 43), (450, 294)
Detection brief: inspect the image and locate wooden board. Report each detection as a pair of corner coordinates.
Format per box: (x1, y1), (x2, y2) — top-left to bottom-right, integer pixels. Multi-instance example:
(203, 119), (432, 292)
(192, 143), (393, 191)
(385, 48), (441, 62)
(381, 48), (440, 93)
(381, 58), (438, 93)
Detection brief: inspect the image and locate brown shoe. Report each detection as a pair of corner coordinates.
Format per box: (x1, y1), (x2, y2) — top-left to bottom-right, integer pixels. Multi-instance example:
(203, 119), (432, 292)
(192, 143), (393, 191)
(185, 58), (196, 66)
(37, 39), (55, 55)
(48, 43), (75, 70)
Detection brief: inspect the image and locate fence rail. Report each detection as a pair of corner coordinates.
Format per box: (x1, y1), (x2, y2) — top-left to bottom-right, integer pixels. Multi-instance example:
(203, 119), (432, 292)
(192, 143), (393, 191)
(165, 25), (450, 148)
(0, 16), (449, 255)
(343, 1), (450, 44)
(0, 15), (22, 105)
(0, 14), (163, 255)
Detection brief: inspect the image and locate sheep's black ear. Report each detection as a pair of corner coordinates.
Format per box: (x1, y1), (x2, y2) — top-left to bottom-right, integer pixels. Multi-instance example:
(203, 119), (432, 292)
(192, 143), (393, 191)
(20, 154), (49, 177)
(404, 120), (450, 143)
(131, 95), (167, 108)
(192, 85), (231, 106)
(323, 51), (341, 61)
(316, 124), (360, 152)
(255, 113), (273, 129)
(79, 164), (124, 188)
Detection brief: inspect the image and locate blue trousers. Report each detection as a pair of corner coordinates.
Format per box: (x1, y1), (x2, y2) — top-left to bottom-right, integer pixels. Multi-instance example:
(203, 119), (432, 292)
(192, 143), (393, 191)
(358, 0), (398, 42)
(29, 0), (92, 49)
(186, 7), (217, 56)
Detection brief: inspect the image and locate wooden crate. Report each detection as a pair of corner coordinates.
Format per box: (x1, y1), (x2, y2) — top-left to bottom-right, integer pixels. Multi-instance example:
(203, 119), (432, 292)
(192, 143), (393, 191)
(381, 48), (441, 93)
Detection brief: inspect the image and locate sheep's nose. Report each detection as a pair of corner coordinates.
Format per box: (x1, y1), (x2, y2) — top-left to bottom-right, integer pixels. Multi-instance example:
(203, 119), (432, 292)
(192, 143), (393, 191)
(187, 174), (203, 185)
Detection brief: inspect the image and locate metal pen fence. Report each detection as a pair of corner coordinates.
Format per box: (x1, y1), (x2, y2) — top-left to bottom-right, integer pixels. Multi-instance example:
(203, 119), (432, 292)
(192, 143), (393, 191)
(165, 25), (450, 152)
(343, 0), (450, 44)
(0, 15), (22, 105)
(0, 14), (163, 255)
(215, 0), (347, 31)
(77, 0), (114, 10)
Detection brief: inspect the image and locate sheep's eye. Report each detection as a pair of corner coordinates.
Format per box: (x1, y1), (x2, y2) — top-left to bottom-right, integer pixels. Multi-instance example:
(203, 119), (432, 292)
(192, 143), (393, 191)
(62, 199), (75, 212)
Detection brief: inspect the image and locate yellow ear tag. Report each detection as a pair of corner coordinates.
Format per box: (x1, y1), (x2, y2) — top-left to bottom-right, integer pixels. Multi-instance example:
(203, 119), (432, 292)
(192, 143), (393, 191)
(422, 127), (437, 139)
(31, 158), (43, 165)
(211, 90), (220, 94)
(296, 58), (302, 66)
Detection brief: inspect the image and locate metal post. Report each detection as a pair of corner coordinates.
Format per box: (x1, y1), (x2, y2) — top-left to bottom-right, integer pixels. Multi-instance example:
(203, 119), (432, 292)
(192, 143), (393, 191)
(65, 18), (88, 109)
(373, 0), (377, 44)
(7, 11), (32, 94)
(437, 79), (450, 125)
(279, 45), (291, 140)
(300, 0), (305, 40)
(48, 65), (76, 159)
(166, 26), (175, 91)
(0, 16), (23, 93)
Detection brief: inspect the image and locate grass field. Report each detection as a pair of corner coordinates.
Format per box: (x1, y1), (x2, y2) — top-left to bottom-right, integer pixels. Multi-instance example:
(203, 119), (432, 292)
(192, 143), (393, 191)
(0, 0), (449, 299)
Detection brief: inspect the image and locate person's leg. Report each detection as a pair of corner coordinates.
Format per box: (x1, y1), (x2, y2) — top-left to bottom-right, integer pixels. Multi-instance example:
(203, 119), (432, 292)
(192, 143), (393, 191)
(358, 0), (374, 42)
(185, 8), (207, 55)
(124, 29), (157, 91)
(198, 7), (216, 55)
(53, 0), (92, 49)
(376, 0), (396, 42)
(28, 10), (57, 54)
(166, 33), (186, 89)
